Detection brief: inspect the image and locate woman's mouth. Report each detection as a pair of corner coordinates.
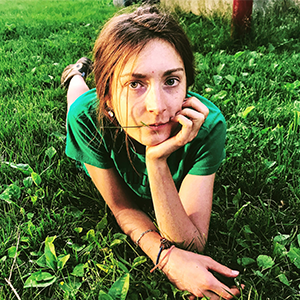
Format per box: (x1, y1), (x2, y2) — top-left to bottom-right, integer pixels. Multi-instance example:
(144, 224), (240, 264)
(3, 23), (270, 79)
(147, 122), (168, 130)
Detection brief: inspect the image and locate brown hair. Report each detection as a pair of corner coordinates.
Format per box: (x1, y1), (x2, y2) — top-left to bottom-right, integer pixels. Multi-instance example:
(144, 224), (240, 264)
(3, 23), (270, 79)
(93, 5), (195, 130)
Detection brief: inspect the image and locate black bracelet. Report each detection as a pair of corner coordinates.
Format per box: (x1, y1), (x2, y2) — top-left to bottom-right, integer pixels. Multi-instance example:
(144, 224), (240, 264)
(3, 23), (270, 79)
(155, 238), (172, 265)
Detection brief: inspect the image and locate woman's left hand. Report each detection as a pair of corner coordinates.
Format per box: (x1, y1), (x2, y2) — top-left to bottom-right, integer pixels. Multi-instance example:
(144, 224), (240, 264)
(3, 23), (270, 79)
(146, 97), (209, 161)
(161, 247), (243, 299)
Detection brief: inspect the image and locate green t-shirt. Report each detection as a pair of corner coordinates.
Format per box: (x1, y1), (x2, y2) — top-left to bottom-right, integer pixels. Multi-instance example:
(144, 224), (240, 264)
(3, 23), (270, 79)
(66, 89), (226, 200)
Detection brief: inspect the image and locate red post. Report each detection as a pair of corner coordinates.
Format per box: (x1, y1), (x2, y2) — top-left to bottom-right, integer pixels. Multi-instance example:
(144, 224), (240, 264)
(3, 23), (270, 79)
(231, 0), (253, 39)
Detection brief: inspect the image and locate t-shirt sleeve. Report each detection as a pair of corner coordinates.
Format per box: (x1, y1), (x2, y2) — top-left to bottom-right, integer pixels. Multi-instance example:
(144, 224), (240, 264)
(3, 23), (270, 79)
(65, 97), (114, 169)
(188, 112), (226, 176)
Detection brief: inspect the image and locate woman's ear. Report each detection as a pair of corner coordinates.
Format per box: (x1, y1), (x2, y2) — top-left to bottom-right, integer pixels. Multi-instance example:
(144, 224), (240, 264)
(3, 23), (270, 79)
(105, 94), (113, 110)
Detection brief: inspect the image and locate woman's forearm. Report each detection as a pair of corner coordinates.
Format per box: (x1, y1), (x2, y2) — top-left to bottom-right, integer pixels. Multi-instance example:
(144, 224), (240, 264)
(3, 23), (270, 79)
(146, 158), (205, 251)
(113, 207), (168, 263)
(85, 164), (167, 263)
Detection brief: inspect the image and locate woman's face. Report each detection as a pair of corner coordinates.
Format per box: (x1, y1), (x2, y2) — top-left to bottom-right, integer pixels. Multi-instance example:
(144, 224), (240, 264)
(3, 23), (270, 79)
(110, 39), (187, 147)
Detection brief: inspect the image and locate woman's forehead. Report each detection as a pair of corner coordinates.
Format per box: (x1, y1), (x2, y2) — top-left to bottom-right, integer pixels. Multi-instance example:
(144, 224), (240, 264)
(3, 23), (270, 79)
(116, 39), (184, 78)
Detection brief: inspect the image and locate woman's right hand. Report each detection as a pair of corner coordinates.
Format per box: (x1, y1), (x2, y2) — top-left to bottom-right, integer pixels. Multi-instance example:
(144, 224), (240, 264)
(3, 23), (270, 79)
(161, 247), (243, 299)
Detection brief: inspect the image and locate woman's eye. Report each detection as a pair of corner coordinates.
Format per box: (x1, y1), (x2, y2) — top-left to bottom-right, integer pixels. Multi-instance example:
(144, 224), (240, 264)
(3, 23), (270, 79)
(165, 78), (178, 86)
(129, 81), (141, 89)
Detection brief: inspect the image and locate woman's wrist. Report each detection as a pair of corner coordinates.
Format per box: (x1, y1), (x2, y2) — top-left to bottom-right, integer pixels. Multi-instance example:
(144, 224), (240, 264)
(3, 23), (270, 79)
(136, 230), (163, 263)
(145, 145), (171, 163)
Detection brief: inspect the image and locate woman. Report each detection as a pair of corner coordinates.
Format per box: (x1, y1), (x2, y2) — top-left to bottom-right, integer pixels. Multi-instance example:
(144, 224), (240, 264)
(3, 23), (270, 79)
(61, 5), (243, 299)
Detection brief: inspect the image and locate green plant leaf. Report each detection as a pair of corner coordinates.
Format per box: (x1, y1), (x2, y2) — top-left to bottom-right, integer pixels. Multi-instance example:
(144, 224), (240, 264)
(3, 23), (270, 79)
(243, 225), (253, 234)
(294, 101), (300, 112)
(23, 176), (33, 188)
(31, 172), (42, 186)
(248, 58), (256, 67)
(237, 257), (256, 267)
(110, 233), (127, 248)
(273, 234), (290, 245)
(8, 246), (18, 258)
(59, 277), (82, 294)
(234, 51), (244, 58)
(57, 254), (70, 270)
(278, 274), (290, 286)
(51, 132), (66, 142)
(268, 43), (275, 52)
(71, 243), (86, 252)
(216, 63), (225, 74)
(45, 236), (57, 270)
(0, 184), (21, 203)
(131, 256), (147, 268)
(86, 229), (96, 242)
(99, 290), (114, 300)
(96, 264), (110, 273)
(257, 255), (275, 269)
(254, 270), (264, 277)
(36, 254), (47, 268)
(233, 201), (250, 219)
(108, 273), (130, 300)
(45, 146), (57, 160)
(273, 242), (287, 259)
(297, 234), (300, 247)
(212, 90), (227, 100)
(287, 246), (300, 269)
(110, 239), (123, 248)
(35, 188), (45, 199)
(213, 75), (223, 85)
(20, 236), (30, 249)
(225, 74), (235, 85)
(3, 162), (33, 175)
(24, 271), (57, 288)
(117, 261), (129, 273)
(96, 214), (108, 231)
(265, 160), (276, 169)
(232, 188), (241, 206)
(113, 233), (127, 240)
(74, 227), (83, 233)
(31, 195), (38, 204)
(71, 263), (85, 277)
(241, 106), (255, 118)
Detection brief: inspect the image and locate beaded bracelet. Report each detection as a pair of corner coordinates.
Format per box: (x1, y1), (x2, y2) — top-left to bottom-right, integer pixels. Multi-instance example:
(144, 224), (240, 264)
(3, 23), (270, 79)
(136, 229), (155, 245)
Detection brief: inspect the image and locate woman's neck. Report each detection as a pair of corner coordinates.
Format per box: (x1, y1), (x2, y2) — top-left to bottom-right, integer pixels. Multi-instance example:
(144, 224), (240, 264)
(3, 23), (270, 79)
(129, 137), (146, 155)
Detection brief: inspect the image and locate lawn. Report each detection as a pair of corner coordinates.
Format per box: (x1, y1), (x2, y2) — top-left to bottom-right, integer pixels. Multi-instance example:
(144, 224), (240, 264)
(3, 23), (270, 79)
(0, 0), (300, 299)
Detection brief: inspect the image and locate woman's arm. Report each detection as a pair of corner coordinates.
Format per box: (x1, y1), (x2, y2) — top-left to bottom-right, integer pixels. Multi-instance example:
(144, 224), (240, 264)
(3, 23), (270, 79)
(85, 163), (161, 263)
(146, 156), (214, 251)
(145, 96), (214, 251)
(85, 163), (241, 299)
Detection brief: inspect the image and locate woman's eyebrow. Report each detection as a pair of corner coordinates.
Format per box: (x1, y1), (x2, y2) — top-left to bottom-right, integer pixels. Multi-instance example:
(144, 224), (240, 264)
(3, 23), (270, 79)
(121, 68), (184, 79)
(163, 68), (184, 76)
(120, 73), (146, 79)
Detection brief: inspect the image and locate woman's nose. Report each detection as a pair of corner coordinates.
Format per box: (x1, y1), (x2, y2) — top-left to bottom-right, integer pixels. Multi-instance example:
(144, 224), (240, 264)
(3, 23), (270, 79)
(145, 86), (167, 114)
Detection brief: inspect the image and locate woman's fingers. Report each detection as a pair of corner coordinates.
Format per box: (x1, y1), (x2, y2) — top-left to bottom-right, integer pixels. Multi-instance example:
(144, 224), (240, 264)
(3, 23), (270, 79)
(182, 97), (210, 119)
(205, 256), (240, 278)
(189, 287), (242, 300)
(196, 256), (243, 299)
(180, 107), (206, 124)
(211, 281), (241, 300)
(171, 97), (209, 144)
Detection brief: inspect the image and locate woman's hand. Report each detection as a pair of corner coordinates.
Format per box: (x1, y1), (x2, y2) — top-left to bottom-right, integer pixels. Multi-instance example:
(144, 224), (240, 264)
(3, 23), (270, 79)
(162, 247), (243, 299)
(146, 97), (209, 161)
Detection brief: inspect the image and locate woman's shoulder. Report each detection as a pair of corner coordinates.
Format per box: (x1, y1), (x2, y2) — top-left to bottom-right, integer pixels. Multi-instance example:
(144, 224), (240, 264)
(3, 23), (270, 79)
(68, 88), (98, 120)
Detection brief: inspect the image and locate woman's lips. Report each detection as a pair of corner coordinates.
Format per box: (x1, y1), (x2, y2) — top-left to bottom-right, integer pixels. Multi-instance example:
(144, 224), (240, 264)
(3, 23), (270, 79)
(147, 122), (168, 130)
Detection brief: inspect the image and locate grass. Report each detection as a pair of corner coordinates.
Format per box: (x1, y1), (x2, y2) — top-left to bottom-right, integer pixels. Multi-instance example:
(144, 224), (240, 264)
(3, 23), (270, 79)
(0, 0), (300, 299)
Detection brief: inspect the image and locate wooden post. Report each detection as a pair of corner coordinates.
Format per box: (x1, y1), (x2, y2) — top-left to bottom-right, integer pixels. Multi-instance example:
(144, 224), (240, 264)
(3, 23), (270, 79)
(231, 0), (253, 39)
